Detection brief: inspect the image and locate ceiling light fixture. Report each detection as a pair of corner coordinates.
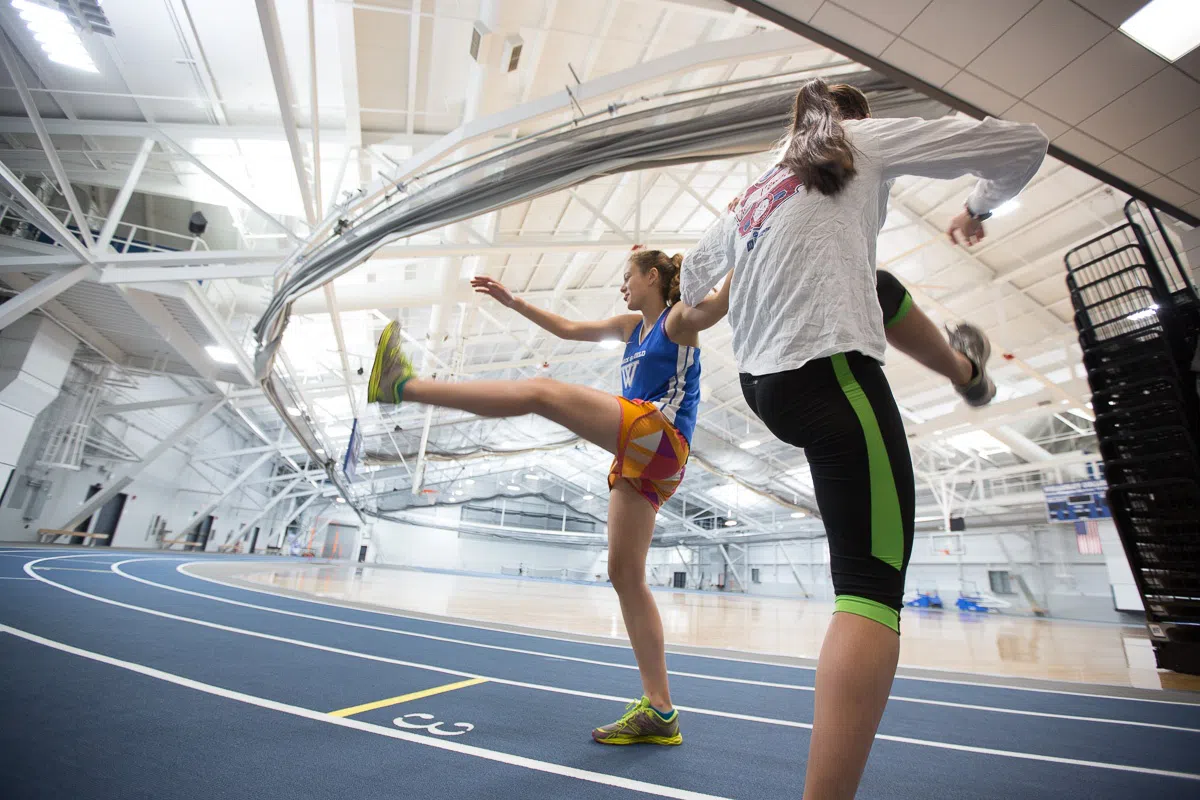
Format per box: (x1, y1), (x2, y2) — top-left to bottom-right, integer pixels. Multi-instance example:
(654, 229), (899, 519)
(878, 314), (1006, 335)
(335, 497), (346, 504)
(598, 339), (622, 350)
(507, 484), (521, 491)
(738, 439), (762, 450)
(790, 511), (806, 519)
(582, 494), (595, 500)
(723, 519), (738, 527)
(286, 406), (302, 417)
(205, 345), (237, 364)
(1120, 0), (1200, 62)
(12, 1), (99, 73)
(464, 479), (475, 485)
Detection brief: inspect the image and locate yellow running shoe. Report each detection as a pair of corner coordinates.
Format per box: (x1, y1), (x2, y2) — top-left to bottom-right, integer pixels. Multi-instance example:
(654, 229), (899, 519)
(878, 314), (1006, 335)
(366, 321), (416, 405)
(591, 697), (682, 746)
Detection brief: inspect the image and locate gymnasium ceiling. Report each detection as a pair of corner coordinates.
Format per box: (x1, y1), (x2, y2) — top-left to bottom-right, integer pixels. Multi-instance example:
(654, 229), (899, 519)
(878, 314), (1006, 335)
(0, 0), (1196, 543)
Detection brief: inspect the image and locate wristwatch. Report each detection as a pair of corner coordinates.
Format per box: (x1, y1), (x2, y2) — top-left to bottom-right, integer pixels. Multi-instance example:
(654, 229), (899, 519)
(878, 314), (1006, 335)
(965, 202), (992, 222)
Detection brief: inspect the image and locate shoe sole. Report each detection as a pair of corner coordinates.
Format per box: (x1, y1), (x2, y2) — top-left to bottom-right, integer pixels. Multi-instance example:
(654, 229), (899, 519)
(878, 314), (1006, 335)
(592, 734), (683, 746)
(367, 321), (398, 404)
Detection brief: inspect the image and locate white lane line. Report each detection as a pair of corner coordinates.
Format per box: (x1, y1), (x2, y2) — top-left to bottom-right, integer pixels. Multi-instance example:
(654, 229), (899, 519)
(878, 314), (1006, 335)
(113, 560), (1200, 733)
(33, 567), (114, 574)
(0, 576), (34, 580)
(0, 623), (728, 800)
(179, 562), (1200, 708)
(24, 555), (1200, 778)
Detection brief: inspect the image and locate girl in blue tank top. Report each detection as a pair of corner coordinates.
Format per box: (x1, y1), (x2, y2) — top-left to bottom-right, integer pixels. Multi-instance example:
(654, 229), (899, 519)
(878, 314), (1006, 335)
(365, 247), (731, 746)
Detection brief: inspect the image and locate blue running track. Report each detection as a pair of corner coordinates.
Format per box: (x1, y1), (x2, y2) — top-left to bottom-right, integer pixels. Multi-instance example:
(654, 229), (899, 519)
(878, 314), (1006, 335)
(1, 548), (1198, 799)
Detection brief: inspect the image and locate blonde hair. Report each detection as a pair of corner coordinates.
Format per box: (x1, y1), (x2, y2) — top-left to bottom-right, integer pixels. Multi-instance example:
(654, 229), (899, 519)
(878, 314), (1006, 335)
(630, 249), (683, 304)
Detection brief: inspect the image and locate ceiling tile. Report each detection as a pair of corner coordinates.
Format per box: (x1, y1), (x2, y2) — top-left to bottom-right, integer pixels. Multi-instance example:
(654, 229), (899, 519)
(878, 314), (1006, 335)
(1006, 102), (1072, 139)
(1101, 153), (1161, 187)
(1143, 176), (1199, 208)
(901, 0), (1041, 68)
(809, 2), (896, 56)
(828, 0), (929, 33)
(1126, 108), (1200, 173)
(1169, 158), (1200, 192)
(966, 0), (1110, 97)
(1069, 0), (1147, 27)
(1186, 198), (1200, 217)
(1054, 129), (1119, 163)
(879, 38), (959, 88)
(1176, 47), (1200, 82)
(1025, 32), (1168, 124)
(763, 0), (825, 22)
(1077, 68), (1200, 150)
(944, 72), (1018, 116)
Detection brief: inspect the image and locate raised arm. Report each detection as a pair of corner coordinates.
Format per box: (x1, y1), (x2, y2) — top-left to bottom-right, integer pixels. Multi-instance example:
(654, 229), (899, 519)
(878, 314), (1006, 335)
(670, 270), (732, 336)
(472, 276), (637, 342)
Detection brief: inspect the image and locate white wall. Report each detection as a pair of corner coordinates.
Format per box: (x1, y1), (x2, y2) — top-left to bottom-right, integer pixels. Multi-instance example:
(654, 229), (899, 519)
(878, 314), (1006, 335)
(357, 505), (607, 577)
(0, 375), (278, 550)
(652, 524), (1132, 621)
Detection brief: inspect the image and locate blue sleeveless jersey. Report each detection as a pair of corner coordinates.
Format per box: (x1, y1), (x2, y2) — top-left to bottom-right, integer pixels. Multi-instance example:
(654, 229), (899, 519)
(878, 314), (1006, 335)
(619, 309), (701, 443)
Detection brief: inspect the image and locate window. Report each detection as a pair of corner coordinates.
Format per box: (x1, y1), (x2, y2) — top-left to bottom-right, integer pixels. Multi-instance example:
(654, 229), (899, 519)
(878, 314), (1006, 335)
(751, 568), (761, 584)
(989, 570), (1013, 595)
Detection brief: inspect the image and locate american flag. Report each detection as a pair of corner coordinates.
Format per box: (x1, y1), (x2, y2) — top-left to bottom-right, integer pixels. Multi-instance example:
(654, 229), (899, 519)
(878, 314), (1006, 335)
(1075, 520), (1103, 555)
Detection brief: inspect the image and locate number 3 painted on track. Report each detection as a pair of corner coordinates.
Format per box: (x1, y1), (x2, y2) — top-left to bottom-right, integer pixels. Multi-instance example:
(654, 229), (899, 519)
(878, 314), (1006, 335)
(394, 712), (475, 736)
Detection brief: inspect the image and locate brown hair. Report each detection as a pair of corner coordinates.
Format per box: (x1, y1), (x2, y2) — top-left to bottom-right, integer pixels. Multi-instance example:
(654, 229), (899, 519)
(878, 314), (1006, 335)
(630, 248), (683, 305)
(779, 79), (867, 197)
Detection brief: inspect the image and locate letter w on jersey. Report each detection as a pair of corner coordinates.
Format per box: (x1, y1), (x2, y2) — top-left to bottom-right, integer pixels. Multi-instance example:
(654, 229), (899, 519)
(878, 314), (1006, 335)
(621, 360), (639, 390)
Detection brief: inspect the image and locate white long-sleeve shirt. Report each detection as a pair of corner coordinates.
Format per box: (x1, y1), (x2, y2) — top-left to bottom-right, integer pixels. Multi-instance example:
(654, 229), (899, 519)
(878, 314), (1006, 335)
(681, 115), (1049, 376)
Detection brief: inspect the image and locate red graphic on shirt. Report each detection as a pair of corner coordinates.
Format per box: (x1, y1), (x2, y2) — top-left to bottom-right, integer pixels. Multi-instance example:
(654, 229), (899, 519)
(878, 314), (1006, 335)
(733, 166), (803, 251)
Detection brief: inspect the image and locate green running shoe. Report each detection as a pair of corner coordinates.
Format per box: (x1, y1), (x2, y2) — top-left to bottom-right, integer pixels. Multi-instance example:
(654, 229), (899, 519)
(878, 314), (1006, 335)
(366, 321), (416, 405)
(592, 697), (682, 746)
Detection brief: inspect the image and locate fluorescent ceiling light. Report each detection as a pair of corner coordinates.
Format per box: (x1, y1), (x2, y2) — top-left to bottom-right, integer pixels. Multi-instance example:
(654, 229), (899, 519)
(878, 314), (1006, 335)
(723, 519), (738, 527)
(335, 497), (346, 504)
(464, 479), (475, 485)
(525, 473), (540, 480)
(598, 339), (622, 350)
(507, 484), (521, 491)
(1121, 0), (1200, 61)
(581, 494), (595, 500)
(790, 511), (806, 518)
(12, 1), (99, 73)
(738, 439), (762, 450)
(205, 345), (237, 364)
(454, 490), (464, 496)
(286, 406), (302, 417)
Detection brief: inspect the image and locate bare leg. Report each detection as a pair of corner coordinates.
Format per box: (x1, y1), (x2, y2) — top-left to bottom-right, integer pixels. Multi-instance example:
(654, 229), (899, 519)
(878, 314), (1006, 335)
(802, 613), (900, 800)
(885, 302), (973, 387)
(606, 480), (672, 710)
(404, 377), (621, 455)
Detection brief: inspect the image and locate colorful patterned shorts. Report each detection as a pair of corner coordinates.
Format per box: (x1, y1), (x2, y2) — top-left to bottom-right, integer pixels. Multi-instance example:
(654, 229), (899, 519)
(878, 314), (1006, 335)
(608, 397), (690, 510)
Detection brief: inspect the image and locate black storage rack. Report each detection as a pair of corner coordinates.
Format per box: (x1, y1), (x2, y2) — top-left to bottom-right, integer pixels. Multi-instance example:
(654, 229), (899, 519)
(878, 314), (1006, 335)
(1063, 200), (1200, 675)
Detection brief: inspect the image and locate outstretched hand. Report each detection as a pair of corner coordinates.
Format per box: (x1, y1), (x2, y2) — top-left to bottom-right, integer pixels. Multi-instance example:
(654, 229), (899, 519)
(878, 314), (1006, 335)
(471, 276), (517, 307)
(947, 209), (986, 247)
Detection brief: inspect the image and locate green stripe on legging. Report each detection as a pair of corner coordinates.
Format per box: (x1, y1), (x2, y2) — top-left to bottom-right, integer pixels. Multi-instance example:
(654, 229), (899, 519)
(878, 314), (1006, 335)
(885, 291), (914, 329)
(831, 353), (904, 571)
(835, 595), (900, 633)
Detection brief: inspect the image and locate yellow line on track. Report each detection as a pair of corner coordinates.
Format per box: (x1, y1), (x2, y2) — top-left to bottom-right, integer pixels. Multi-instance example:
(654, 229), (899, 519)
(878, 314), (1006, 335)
(328, 677), (488, 718)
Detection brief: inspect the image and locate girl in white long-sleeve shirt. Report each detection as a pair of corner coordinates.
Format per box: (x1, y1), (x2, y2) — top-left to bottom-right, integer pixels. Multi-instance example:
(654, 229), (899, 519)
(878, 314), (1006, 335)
(682, 80), (1048, 799)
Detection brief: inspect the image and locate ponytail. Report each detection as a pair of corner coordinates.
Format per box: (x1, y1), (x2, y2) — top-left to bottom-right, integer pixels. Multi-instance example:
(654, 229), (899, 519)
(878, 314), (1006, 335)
(779, 78), (858, 197)
(630, 248), (684, 305)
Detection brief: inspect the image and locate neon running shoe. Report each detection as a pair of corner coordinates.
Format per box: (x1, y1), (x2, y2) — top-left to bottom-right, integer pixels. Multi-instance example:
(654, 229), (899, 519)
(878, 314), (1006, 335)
(366, 321), (416, 405)
(591, 696), (682, 746)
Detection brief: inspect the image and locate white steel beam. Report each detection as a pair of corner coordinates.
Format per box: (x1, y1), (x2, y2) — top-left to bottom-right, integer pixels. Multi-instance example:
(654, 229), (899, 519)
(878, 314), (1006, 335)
(178, 451), (276, 538)
(0, 271), (124, 363)
(0, 31), (95, 249)
(0, 116), (435, 145)
(96, 395), (223, 416)
(0, 160), (93, 264)
(94, 138), (156, 253)
(236, 475), (306, 537)
(256, 0), (318, 226)
(156, 131), (303, 244)
(117, 287), (222, 382)
(56, 396), (225, 531)
(0, 264), (93, 329)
